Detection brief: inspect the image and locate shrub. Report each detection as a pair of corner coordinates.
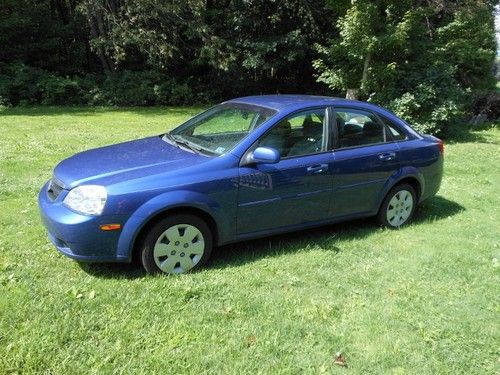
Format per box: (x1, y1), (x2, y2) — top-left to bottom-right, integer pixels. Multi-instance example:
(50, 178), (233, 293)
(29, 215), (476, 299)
(0, 63), (45, 105)
(387, 82), (465, 135)
(38, 75), (85, 105)
(0, 64), (86, 106)
(0, 65), (214, 106)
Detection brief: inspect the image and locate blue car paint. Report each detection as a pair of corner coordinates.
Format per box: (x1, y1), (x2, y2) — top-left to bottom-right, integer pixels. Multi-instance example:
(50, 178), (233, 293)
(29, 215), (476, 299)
(38, 95), (443, 263)
(237, 152), (335, 233)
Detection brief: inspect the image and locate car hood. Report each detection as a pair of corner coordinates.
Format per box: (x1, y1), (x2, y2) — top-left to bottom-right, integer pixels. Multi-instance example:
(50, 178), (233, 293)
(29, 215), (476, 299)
(54, 136), (206, 188)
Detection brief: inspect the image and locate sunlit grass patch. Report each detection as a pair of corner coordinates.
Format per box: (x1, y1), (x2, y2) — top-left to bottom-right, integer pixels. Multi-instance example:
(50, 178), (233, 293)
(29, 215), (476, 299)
(0, 107), (498, 374)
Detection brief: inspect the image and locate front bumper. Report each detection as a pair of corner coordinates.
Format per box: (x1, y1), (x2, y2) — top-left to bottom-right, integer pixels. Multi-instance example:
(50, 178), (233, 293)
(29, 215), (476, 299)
(38, 181), (129, 262)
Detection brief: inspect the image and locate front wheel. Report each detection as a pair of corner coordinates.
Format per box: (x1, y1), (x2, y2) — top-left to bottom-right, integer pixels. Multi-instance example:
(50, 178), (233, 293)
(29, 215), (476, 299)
(140, 214), (213, 274)
(377, 184), (417, 228)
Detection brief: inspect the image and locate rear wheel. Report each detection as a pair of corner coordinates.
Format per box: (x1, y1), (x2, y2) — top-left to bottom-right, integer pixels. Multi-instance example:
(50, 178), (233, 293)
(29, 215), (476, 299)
(378, 184), (416, 228)
(140, 214), (213, 274)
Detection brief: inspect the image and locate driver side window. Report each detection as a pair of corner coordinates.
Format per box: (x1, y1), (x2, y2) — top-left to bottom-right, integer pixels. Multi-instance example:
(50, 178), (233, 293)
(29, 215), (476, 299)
(258, 108), (326, 158)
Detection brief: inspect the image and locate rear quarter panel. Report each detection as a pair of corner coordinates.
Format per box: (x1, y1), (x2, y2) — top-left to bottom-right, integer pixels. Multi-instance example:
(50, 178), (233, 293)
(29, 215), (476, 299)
(396, 138), (443, 202)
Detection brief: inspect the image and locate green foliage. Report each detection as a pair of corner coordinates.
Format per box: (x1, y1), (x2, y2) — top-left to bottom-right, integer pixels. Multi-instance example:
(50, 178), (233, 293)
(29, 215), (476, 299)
(88, 71), (159, 106)
(0, 0), (498, 133)
(315, 0), (498, 134)
(385, 64), (467, 134)
(0, 65), (215, 106)
(0, 64), (85, 106)
(0, 0), (92, 75)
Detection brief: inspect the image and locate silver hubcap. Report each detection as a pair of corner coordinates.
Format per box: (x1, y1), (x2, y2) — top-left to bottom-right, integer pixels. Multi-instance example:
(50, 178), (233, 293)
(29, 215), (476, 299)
(153, 224), (205, 274)
(386, 190), (414, 227)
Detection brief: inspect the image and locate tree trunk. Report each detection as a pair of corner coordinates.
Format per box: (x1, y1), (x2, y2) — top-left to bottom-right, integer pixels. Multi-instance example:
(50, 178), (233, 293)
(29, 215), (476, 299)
(346, 88), (360, 100)
(347, 52), (371, 100)
(360, 51), (371, 93)
(88, 15), (113, 74)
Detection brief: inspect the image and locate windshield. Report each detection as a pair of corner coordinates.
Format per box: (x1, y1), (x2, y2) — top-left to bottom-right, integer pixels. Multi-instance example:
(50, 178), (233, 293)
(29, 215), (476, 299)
(168, 103), (277, 155)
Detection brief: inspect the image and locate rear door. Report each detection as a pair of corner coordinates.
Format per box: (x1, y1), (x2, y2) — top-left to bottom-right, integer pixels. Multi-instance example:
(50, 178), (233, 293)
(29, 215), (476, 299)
(237, 107), (335, 234)
(331, 107), (401, 216)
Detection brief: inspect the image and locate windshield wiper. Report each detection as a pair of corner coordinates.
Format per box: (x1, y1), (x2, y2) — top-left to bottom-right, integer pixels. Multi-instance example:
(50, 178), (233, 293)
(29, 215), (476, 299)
(173, 138), (203, 154)
(163, 133), (177, 145)
(163, 133), (217, 156)
(163, 133), (202, 154)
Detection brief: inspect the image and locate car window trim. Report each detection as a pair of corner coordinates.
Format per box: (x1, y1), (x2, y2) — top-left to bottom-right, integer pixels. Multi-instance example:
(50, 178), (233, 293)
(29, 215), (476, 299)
(328, 106), (339, 150)
(240, 106), (333, 165)
(331, 106), (400, 151)
(273, 106), (331, 161)
(373, 113), (409, 142)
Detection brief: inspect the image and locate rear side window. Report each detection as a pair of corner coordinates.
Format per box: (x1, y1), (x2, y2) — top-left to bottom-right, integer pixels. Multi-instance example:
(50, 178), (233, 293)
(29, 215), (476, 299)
(379, 116), (407, 141)
(334, 108), (389, 148)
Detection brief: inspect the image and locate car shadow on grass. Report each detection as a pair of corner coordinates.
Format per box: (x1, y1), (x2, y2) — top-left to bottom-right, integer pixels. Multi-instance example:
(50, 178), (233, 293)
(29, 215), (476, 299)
(77, 195), (464, 278)
(210, 195), (464, 270)
(77, 261), (146, 279)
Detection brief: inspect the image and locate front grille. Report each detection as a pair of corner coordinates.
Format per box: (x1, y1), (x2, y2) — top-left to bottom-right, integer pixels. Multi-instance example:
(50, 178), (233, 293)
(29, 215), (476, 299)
(47, 178), (64, 201)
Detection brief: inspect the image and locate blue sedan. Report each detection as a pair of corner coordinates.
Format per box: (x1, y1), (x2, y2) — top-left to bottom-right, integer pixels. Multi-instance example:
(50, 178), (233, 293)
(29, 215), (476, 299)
(38, 95), (444, 274)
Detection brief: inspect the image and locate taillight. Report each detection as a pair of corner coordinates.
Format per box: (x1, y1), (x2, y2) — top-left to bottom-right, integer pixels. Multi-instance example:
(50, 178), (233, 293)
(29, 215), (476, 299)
(437, 138), (444, 155)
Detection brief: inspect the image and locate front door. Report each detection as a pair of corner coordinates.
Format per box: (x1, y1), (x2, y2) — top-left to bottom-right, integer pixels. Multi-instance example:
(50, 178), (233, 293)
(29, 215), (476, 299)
(237, 107), (334, 234)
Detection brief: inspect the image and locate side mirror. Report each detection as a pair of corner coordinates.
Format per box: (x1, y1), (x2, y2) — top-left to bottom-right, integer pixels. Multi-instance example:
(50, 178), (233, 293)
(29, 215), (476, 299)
(243, 146), (280, 166)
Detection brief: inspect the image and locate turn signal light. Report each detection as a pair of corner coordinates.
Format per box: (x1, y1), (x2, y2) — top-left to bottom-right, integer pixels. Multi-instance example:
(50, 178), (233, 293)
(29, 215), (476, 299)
(100, 223), (121, 231)
(437, 139), (444, 155)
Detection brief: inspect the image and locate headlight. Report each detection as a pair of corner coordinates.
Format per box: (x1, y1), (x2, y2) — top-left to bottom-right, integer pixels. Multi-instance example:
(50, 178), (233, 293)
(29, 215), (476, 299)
(63, 185), (107, 215)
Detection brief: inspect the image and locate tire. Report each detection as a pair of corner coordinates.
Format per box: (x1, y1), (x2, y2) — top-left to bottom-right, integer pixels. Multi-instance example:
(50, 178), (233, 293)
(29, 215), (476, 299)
(377, 183), (417, 228)
(140, 214), (213, 274)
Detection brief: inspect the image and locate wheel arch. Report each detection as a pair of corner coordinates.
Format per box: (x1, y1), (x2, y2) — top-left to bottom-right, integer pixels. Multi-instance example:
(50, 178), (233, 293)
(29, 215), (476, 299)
(394, 176), (421, 201)
(375, 168), (424, 214)
(130, 206), (219, 264)
(115, 190), (227, 262)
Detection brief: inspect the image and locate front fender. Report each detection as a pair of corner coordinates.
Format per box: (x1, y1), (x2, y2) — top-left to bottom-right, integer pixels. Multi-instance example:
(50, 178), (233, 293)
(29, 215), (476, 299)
(116, 190), (230, 261)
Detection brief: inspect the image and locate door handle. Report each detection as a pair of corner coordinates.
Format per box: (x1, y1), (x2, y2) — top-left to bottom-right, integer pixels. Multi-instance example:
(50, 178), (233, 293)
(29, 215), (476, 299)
(378, 152), (396, 161)
(306, 164), (329, 175)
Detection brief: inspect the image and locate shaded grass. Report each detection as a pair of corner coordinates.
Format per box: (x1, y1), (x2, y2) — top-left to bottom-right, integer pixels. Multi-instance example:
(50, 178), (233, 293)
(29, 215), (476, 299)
(0, 107), (499, 374)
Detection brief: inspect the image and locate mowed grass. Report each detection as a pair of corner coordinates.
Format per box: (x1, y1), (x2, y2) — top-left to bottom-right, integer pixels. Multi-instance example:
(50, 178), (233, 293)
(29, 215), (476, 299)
(0, 107), (499, 374)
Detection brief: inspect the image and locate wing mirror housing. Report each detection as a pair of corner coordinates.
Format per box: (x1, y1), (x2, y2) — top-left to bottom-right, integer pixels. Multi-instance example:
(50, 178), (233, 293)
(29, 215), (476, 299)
(242, 146), (280, 166)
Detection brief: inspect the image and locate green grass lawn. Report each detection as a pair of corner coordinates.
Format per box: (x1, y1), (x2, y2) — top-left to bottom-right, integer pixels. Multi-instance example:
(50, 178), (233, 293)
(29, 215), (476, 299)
(0, 107), (499, 374)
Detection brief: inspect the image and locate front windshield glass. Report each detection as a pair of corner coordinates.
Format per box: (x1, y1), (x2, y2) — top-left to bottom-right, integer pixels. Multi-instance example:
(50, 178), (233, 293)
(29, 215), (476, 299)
(168, 103), (276, 155)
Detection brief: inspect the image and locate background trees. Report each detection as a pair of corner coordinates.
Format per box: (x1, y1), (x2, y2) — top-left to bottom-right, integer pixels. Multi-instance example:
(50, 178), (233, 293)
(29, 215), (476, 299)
(314, 0), (498, 133)
(0, 0), (498, 134)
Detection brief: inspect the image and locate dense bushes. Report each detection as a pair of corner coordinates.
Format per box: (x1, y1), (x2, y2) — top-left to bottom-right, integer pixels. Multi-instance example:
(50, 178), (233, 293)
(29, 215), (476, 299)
(0, 0), (498, 136)
(0, 65), (215, 106)
(313, 1), (498, 135)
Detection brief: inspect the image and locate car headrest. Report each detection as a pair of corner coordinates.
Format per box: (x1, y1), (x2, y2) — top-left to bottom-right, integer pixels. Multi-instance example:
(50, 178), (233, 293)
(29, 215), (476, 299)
(302, 116), (322, 137)
(280, 120), (291, 131)
(363, 121), (383, 137)
(271, 120), (291, 135)
(337, 117), (345, 134)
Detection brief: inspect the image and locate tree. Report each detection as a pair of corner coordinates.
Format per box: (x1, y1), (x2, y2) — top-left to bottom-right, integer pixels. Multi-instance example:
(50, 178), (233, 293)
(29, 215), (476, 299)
(72, 0), (334, 94)
(314, 0), (499, 134)
(0, 0), (91, 75)
(198, 0), (334, 94)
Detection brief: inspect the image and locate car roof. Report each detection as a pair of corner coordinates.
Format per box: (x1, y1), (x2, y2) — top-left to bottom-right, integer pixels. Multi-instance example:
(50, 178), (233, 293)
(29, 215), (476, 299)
(225, 94), (370, 112)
